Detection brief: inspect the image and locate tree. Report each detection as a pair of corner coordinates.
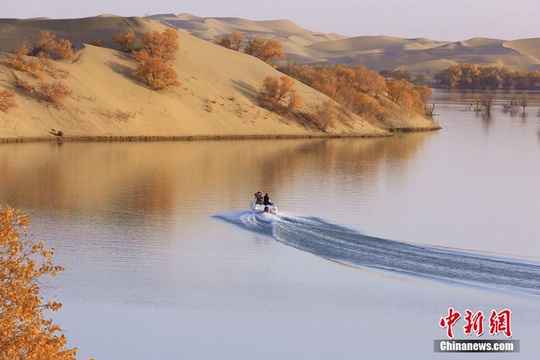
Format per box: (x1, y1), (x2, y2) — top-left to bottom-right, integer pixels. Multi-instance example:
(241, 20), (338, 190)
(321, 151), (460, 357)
(0, 90), (17, 112)
(386, 79), (413, 104)
(257, 39), (285, 66)
(352, 65), (387, 95)
(0, 205), (77, 359)
(379, 69), (411, 81)
(414, 72), (430, 84)
(259, 76), (302, 114)
(312, 100), (337, 131)
(350, 92), (384, 120)
(132, 29), (181, 91)
(37, 82), (73, 104)
(10, 42), (30, 60)
(32, 31), (57, 57)
(214, 31), (244, 51)
(243, 36), (263, 56)
(243, 37), (285, 66)
(140, 28), (179, 62)
(32, 31), (73, 60)
(113, 29), (136, 53)
(133, 51), (180, 90)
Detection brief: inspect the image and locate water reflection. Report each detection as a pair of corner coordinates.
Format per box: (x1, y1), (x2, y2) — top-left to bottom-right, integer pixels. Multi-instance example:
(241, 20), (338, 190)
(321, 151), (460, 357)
(0, 135), (430, 219)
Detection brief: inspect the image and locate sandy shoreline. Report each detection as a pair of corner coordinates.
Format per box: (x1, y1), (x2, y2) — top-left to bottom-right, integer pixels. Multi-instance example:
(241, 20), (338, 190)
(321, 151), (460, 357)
(0, 125), (444, 144)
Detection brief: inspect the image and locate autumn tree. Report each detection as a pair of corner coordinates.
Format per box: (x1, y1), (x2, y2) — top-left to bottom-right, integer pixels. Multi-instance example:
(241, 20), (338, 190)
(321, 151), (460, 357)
(350, 92), (384, 120)
(386, 79), (433, 114)
(244, 37), (285, 66)
(32, 31), (74, 60)
(312, 100), (337, 131)
(259, 76), (302, 114)
(0, 205), (77, 359)
(131, 29), (181, 91)
(37, 82), (73, 104)
(11, 42), (30, 60)
(0, 90), (17, 112)
(386, 79), (413, 104)
(380, 69), (411, 81)
(434, 63), (540, 90)
(139, 28), (179, 62)
(414, 72), (430, 84)
(133, 51), (180, 90)
(352, 65), (387, 95)
(214, 31), (244, 51)
(113, 29), (136, 52)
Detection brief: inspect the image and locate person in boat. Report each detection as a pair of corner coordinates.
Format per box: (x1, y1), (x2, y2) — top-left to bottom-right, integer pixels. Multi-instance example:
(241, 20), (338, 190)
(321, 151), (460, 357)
(254, 191), (263, 205)
(263, 193), (273, 206)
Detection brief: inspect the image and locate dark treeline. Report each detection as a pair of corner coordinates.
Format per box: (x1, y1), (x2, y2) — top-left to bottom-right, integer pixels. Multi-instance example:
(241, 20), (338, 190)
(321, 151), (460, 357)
(434, 63), (540, 90)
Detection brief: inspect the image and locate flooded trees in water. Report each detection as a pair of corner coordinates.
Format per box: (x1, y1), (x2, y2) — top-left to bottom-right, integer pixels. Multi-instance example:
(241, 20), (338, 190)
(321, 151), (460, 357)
(472, 88), (494, 116)
(502, 93), (528, 117)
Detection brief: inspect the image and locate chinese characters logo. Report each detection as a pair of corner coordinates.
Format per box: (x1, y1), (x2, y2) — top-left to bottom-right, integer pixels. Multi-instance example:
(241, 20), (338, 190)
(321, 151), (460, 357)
(439, 308), (512, 339)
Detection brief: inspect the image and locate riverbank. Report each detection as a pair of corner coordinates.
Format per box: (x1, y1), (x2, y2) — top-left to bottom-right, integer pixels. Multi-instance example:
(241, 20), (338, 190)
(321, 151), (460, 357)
(0, 127), (449, 144)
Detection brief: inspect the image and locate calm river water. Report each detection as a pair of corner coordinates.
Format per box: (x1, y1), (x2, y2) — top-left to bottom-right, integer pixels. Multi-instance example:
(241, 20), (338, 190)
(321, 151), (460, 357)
(1, 90), (539, 359)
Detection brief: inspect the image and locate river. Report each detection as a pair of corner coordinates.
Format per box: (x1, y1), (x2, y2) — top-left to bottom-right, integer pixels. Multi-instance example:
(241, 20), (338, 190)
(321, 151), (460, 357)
(0, 90), (539, 359)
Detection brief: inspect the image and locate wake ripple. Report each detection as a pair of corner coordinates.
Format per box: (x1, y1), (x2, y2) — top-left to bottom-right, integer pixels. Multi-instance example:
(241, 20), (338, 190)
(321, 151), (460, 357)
(214, 211), (540, 295)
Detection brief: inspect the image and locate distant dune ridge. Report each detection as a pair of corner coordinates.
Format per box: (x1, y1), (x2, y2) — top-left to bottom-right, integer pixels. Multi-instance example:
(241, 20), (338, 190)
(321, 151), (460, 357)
(5, 13), (510, 140)
(170, 14), (540, 74)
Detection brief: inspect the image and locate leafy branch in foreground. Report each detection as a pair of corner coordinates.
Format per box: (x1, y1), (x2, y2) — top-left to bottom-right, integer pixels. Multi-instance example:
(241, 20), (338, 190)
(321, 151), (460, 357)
(0, 205), (77, 360)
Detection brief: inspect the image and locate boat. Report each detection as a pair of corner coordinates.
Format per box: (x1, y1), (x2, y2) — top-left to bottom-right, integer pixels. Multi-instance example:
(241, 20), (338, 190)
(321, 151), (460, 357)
(251, 197), (278, 215)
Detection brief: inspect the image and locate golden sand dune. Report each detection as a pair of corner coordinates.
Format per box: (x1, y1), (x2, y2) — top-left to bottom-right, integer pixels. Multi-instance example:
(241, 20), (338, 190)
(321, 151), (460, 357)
(504, 38), (540, 61)
(173, 15), (540, 74)
(4, 15), (440, 141)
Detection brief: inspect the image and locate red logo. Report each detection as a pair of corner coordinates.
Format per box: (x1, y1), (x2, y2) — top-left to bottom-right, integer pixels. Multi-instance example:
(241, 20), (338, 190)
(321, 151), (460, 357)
(489, 309), (512, 338)
(440, 308), (512, 339)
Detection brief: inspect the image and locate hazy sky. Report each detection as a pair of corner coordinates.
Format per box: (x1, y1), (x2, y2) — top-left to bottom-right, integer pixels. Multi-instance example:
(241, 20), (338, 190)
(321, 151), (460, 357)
(4, 0), (539, 41)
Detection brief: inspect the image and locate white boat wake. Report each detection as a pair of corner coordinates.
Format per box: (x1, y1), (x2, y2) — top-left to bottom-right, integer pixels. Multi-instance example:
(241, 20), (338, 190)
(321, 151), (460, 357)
(214, 211), (540, 296)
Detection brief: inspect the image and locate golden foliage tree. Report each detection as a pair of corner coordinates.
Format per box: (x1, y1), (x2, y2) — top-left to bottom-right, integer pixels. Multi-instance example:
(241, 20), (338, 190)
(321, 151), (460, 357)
(132, 29), (181, 91)
(11, 42), (30, 60)
(37, 82), (73, 104)
(287, 63), (387, 120)
(214, 31), (244, 51)
(244, 37), (285, 66)
(133, 51), (180, 91)
(386, 79), (433, 114)
(386, 79), (411, 104)
(140, 28), (179, 62)
(32, 31), (74, 61)
(0, 90), (17, 113)
(350, 92), (384, 120)
(259, 76), (302, 114)
(0, 205), (77, 359)
(312, 99), (337, 131)
(112, 29), (136, 53)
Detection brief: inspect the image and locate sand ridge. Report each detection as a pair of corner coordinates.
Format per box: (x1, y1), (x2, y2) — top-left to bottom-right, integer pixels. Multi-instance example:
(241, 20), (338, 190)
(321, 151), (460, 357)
(1, 15), (413, 141)
(171, 14), (540, 74)
(0, 14), (449, 141)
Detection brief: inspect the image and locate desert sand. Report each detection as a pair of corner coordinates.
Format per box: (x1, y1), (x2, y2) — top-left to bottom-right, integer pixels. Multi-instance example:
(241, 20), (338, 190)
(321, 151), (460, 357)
(173, 14), (540, 75)
(0, 15), (442, 142)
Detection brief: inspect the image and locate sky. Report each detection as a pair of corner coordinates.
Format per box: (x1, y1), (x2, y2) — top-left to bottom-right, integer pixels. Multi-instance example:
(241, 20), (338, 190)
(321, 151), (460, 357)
(4, 0), (540, 41)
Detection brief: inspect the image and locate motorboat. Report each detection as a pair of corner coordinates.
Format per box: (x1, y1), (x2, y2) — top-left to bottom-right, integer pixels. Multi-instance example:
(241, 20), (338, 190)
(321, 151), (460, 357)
(251, 197), (278, 215)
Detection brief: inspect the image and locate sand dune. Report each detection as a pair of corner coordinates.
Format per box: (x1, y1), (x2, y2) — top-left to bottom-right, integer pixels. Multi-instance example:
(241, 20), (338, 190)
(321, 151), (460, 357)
(5, 12), (539, 141)
(504, 38), (540, 62)
(4, 15), (438, 141)
(172, 15), (540, 74)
